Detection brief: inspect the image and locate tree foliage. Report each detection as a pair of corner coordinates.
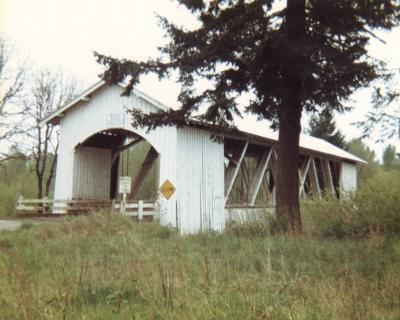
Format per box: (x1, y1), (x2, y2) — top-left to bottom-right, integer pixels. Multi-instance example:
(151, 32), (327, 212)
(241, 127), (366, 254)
(359, 68), (400, 142)
(346, 138), (381, 182)
(95, 0), (399, 232)
(0, 147), (37, 216)
(382, 144), (400, 170)
(308, 109), (345, 148)
(96, 1), (398, 129)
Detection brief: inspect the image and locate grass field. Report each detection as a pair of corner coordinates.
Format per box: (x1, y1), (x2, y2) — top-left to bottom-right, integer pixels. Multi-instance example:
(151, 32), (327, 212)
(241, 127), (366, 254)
(0, 213), (399, 320)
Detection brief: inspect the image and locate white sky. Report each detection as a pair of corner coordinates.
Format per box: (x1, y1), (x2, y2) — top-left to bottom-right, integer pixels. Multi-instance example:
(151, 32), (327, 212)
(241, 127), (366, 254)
(1, 0), (399, 160)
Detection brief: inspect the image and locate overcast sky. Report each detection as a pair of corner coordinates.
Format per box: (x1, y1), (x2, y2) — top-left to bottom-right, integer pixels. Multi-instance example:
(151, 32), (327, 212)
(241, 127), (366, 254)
(1, 0), (399, 159)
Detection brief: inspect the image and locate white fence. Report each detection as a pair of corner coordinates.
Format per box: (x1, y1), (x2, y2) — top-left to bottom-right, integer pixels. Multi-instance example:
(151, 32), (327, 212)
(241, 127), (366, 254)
(112, 200), (158, 220)
(16, 196), (158, 220)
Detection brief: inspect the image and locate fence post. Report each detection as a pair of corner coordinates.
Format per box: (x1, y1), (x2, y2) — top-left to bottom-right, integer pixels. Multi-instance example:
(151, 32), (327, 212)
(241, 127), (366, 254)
(43, 196), (49, 214)
(15, 195), (23, 214)
(138, 200), (143, 221)
(120, 193), (126, 216)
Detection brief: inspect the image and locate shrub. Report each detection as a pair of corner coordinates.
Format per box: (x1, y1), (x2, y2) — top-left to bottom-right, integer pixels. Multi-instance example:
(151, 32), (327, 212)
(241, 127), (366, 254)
(0, 155), (54, 217)
(225, 210), (277, 237)
(355, 171), (400, 235)
(0, 180), (36, 216)
(226, 219), (270, 237)
(301, 196), (364, 238)
(301, 170), (400, 238)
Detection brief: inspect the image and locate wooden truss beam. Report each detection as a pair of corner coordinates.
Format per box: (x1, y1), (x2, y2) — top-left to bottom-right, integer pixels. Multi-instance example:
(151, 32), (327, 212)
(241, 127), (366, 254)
(263, 148), (277, 206)
(130, 147), (158, 198)
(321, 159), (335, 195)
(248, 148), (272, 205)
(111, 137), (143, 166)
(224, 138), (340, 206)
(113, 137), (143, 154)
(308, 157), (321, 197)
(224, 141), (249, 203)
(262, 173), (269, 195)
(240, 160), (250, 190)
(299, 156), (311, 196)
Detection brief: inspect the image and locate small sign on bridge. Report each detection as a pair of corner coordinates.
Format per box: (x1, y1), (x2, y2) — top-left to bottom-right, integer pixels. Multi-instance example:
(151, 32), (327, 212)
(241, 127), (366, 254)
(159, 179), (176, 200)
(106, 113), (124, 127)
(119, 176), (131, 194)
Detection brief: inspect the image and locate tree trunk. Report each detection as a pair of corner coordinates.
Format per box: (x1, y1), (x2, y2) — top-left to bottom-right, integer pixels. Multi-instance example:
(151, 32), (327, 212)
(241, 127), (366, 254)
(276, 99), (302, 233)
(45, 142), (59, 197)
(37, 174), (43, 199)
(275, 0), (305, 233)
(45, 153), (57, 197)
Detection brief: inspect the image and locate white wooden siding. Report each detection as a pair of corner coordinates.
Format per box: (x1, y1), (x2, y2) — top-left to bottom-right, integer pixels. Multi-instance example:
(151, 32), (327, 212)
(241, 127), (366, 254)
(226, 207), (274, 223)
(54, 85), (178, 226)
(341, 162), (357, 192)
(176, 127), (225, 233)
(72, 146), (111, 199)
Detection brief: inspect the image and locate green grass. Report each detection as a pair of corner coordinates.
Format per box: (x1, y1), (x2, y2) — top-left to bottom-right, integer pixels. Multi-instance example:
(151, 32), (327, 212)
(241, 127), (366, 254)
(0, 214), (399, 320)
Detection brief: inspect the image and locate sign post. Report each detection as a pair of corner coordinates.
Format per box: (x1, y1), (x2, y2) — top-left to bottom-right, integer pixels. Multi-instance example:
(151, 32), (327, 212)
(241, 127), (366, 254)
(119, 176), (131, 215)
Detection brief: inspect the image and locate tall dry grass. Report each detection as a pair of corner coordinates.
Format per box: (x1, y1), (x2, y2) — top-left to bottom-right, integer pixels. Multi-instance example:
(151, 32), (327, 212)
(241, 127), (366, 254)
(0, 213), (399, 319)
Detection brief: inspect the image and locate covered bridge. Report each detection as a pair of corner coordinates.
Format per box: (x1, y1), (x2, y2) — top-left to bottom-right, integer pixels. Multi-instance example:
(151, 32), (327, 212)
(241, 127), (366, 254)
(42, 80), (365, 233)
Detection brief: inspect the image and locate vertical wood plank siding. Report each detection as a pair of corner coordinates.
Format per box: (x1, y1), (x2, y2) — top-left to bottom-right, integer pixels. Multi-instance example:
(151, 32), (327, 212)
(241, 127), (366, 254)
(73, 146), (111, 199)
(177, 127), (225, 233)
(341, 162), (357, 192)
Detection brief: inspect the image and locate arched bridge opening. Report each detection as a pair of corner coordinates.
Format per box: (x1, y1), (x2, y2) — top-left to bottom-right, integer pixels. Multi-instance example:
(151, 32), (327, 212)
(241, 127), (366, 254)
(73, 128), (159, 202)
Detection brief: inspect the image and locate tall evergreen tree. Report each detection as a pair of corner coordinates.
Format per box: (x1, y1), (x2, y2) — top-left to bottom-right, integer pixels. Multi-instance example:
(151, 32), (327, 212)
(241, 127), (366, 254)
(308, 110), (345, 148)
(383, 144), (396, 168)
(382, 144), (400, 170)
(95, 0), (399, 233)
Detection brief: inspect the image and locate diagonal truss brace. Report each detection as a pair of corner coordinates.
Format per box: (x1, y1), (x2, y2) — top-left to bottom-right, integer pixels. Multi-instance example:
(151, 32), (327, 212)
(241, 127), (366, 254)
(248, 148), (273, 205)
(224, 141), (249, 203)
(321, 158), (335, 195)
(130, 147), (158, 198)
(298, 156), (311, 196)
(308, 157), (321, 197)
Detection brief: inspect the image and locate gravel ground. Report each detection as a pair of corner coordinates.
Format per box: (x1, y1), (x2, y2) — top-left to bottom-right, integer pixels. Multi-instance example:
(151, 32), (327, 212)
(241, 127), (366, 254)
(0, 217), (58, 231)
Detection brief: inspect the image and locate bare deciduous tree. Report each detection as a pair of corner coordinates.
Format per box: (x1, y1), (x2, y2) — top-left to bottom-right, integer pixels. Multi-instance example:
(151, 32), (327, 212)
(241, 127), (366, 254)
(0, 37), (27, 164)
(24, 70), (78, 198)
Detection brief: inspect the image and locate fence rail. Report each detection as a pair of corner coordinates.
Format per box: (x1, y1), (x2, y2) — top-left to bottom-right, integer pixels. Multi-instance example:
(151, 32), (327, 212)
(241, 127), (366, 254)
(16, 197), (158, 220)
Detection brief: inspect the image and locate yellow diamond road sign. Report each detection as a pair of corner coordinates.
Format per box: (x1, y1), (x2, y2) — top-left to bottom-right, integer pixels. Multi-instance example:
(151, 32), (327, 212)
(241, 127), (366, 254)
(159, 179), (176, 200)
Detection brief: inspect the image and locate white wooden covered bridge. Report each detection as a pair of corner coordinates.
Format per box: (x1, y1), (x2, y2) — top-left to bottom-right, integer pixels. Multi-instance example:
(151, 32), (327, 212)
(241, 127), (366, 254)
(41, 80), (365, 233)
